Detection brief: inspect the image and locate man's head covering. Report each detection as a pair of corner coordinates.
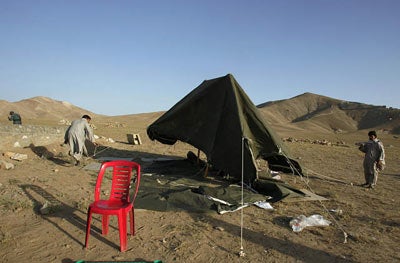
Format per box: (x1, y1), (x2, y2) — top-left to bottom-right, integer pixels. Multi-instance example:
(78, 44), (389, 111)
(82, 115), (91, 120)
(9, 111), (14, 115)
(368, 130), (377, 137)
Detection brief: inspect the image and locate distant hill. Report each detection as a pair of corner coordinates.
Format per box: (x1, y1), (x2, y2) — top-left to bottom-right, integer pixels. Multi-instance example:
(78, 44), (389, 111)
(257, 92), (400, 133)
(0, 96), (100, 123)
(2, 94), (400, 134)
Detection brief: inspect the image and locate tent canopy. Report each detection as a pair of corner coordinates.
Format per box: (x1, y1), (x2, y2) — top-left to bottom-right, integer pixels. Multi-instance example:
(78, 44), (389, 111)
(147, 74), (301, 184)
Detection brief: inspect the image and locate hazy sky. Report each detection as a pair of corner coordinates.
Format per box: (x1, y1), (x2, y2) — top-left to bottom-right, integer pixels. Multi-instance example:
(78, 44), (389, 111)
(1, 0), (399, 115)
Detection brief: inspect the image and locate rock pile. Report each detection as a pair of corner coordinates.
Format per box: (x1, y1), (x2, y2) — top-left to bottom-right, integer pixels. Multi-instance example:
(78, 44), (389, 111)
(282, 137), (348, 147)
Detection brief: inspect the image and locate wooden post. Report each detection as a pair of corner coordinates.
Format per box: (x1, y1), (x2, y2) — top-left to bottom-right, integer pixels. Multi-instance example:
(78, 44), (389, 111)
(127, 134), (142, 145)
(133, 134), (142, 145)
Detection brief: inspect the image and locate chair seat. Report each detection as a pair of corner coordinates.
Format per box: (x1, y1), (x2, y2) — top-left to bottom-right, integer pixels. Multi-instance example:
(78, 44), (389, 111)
(91, 200), (132, 212)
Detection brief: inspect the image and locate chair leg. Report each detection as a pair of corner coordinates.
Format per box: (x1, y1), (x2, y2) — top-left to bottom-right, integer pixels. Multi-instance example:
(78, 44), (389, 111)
(102, 215), (110, 235)
(129, 208), (134, 235)
(117, 213), (128, 252)
(85, 208), (92, 248)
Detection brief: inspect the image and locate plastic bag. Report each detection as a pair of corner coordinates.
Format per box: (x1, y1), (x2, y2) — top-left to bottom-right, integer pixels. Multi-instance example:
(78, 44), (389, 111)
(253, 201), (274, 210)
(289, 214), (331, 232)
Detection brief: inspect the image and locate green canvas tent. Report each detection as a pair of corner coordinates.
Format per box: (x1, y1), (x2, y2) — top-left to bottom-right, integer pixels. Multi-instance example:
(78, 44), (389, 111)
(147, 74), (302, 185)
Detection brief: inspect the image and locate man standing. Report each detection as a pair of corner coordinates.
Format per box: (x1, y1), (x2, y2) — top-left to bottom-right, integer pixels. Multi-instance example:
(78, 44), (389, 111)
(358, 130), (385, 189)
(8, 111), (22, 124)
(64, 115), (96, 166)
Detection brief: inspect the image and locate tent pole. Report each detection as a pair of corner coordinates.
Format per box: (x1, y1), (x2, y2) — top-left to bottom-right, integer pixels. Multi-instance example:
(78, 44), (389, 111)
(204, 163), (209, 177)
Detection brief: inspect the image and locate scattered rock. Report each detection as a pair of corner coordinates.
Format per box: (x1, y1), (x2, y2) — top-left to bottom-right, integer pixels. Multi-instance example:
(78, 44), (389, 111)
(59, 119), (71, 125)
(40, 202), (50, 215)
(282, 137), (347, 147)
(214, 226), (224, 231)
(105, 122), (126, 128)
(3, 152), (28, 161)
(0, 160), (14, 170)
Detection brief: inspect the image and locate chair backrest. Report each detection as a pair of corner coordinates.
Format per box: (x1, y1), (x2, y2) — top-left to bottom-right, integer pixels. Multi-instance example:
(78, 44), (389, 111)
(94, 160), (141, 203)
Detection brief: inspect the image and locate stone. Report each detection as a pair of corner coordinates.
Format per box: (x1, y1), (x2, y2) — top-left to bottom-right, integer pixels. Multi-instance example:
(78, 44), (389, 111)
(0, 160), (15, 170)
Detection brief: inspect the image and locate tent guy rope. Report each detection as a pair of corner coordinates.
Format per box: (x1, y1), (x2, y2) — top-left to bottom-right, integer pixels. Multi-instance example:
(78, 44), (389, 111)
(282, 152), (349, 244)
(239, 137), (246, 257)
(89, 145), (110, 158)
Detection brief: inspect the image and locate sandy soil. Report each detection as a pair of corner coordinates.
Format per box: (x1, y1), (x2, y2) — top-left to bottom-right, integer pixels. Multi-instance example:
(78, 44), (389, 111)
(0, 119), (399, 263)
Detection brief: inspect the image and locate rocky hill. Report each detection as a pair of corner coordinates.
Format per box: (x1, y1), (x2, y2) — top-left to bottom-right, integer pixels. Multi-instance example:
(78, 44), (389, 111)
(0, 96), (100, 124)
(257, 92), (400, 134)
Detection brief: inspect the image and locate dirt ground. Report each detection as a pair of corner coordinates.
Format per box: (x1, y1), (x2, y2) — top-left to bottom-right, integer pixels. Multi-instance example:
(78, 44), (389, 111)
(0, 119), (399, 263)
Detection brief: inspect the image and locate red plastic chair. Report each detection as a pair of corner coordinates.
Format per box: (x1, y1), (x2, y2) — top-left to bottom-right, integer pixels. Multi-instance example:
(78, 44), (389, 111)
(84, 160), (141, 252)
